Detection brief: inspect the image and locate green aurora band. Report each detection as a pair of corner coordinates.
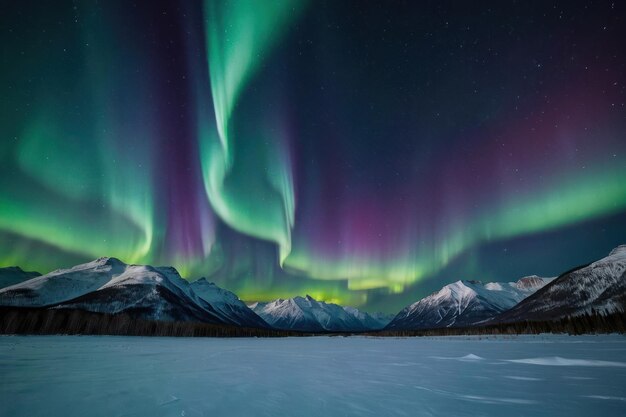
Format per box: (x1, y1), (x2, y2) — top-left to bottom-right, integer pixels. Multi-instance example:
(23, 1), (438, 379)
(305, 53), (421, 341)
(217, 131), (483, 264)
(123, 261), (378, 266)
(201, 0), (304, 264)
(0, 0), (625, 311)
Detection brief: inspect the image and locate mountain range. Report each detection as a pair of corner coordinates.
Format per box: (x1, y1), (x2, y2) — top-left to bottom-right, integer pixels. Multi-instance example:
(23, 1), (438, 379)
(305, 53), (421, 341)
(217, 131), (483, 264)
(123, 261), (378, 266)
(495, 245), (626, 323)
(385, 276), (553, 330)
(386, 245), (625, 330)
(0, 245), (624, 333)
(0, 257), (267, 328)
(0, 257), (385, 331)
(250, 296), (392, 331)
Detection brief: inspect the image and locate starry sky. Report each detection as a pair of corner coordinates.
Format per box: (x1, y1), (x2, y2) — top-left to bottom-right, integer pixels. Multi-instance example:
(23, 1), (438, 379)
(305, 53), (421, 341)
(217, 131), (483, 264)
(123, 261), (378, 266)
(1, 0), (625, 312)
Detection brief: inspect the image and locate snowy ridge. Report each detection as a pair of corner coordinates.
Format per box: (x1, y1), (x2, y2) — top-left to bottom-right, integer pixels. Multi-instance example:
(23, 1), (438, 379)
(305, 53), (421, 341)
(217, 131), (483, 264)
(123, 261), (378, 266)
(343, 306), (394, 329)
(0, 266), (41, 290)
(2, 245), (623, 330)
(497, 245), (626, 322)
(190, 278), (268, 328)
(0, 257), (127, 307)
(0, 258), (267, 327)
(57, 263), (223, 323)
(251, 295), (390, 331)
(386, 276), (553, 330)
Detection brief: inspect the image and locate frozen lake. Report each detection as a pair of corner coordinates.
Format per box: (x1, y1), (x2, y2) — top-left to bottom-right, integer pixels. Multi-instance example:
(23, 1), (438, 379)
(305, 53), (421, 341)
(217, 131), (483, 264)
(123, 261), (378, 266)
(1, 335), (625, 417)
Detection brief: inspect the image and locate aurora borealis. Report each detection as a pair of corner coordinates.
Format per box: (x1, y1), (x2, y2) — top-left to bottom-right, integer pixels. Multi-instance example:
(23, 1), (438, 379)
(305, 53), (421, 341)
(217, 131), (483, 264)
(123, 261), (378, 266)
(1, 1), (625, 312)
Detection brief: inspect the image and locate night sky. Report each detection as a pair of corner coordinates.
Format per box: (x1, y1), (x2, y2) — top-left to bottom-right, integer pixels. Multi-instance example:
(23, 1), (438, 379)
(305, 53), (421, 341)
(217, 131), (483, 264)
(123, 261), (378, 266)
(1, 0), (625, 312)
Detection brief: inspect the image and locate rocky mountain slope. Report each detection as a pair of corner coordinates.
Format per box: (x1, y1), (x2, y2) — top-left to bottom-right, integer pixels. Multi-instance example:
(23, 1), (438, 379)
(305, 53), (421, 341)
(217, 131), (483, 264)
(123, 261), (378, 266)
(386, 276), (553, 330)
(0, 258), (267, 327)
(251, 295), (391, 331)
(496, 245), (626, 322)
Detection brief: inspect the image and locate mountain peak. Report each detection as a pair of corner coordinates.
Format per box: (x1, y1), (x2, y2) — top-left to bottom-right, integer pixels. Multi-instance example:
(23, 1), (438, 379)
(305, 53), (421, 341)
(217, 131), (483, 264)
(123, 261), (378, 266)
(193, 277), (216, 286)
(292, 295), (316, 304)
(441, 280), (477, 296)
(608, 244), (626, 257)
(94, 257), (125, 267)
(156, 265), (180, 274)
(251, 296), (388, 331)
(515, 275), (551, 289)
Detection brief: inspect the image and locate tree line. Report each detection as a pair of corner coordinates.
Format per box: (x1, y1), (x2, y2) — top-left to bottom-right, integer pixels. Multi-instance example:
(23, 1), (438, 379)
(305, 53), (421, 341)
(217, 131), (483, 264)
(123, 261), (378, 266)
(1, 307), (624, 337)
(370, 310), (626, 337)
(0, 307), (307, 337)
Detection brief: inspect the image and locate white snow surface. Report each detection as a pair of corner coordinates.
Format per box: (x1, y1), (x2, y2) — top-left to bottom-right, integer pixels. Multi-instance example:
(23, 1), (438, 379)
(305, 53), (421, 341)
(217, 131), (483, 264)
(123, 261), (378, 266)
(1, 335), (625, 417)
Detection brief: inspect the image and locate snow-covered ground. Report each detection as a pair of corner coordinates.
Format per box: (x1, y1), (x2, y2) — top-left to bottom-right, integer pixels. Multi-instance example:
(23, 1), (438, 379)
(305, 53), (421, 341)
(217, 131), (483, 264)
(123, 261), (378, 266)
(1, 335), (625, 417)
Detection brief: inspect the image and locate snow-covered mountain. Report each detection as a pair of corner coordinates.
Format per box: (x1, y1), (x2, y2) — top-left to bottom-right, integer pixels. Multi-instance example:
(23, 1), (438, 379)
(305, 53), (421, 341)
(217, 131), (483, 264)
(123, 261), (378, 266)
(0, 257), (129, 307)
(0, 257), (267, 327)
(190, 278), (268, 328)
(496, 245), (626, 322)
(343, 306), (393, 329)
(250, 295), (390, 331)
(386, 276), (553, 330)
(0, 267), (41, 290)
